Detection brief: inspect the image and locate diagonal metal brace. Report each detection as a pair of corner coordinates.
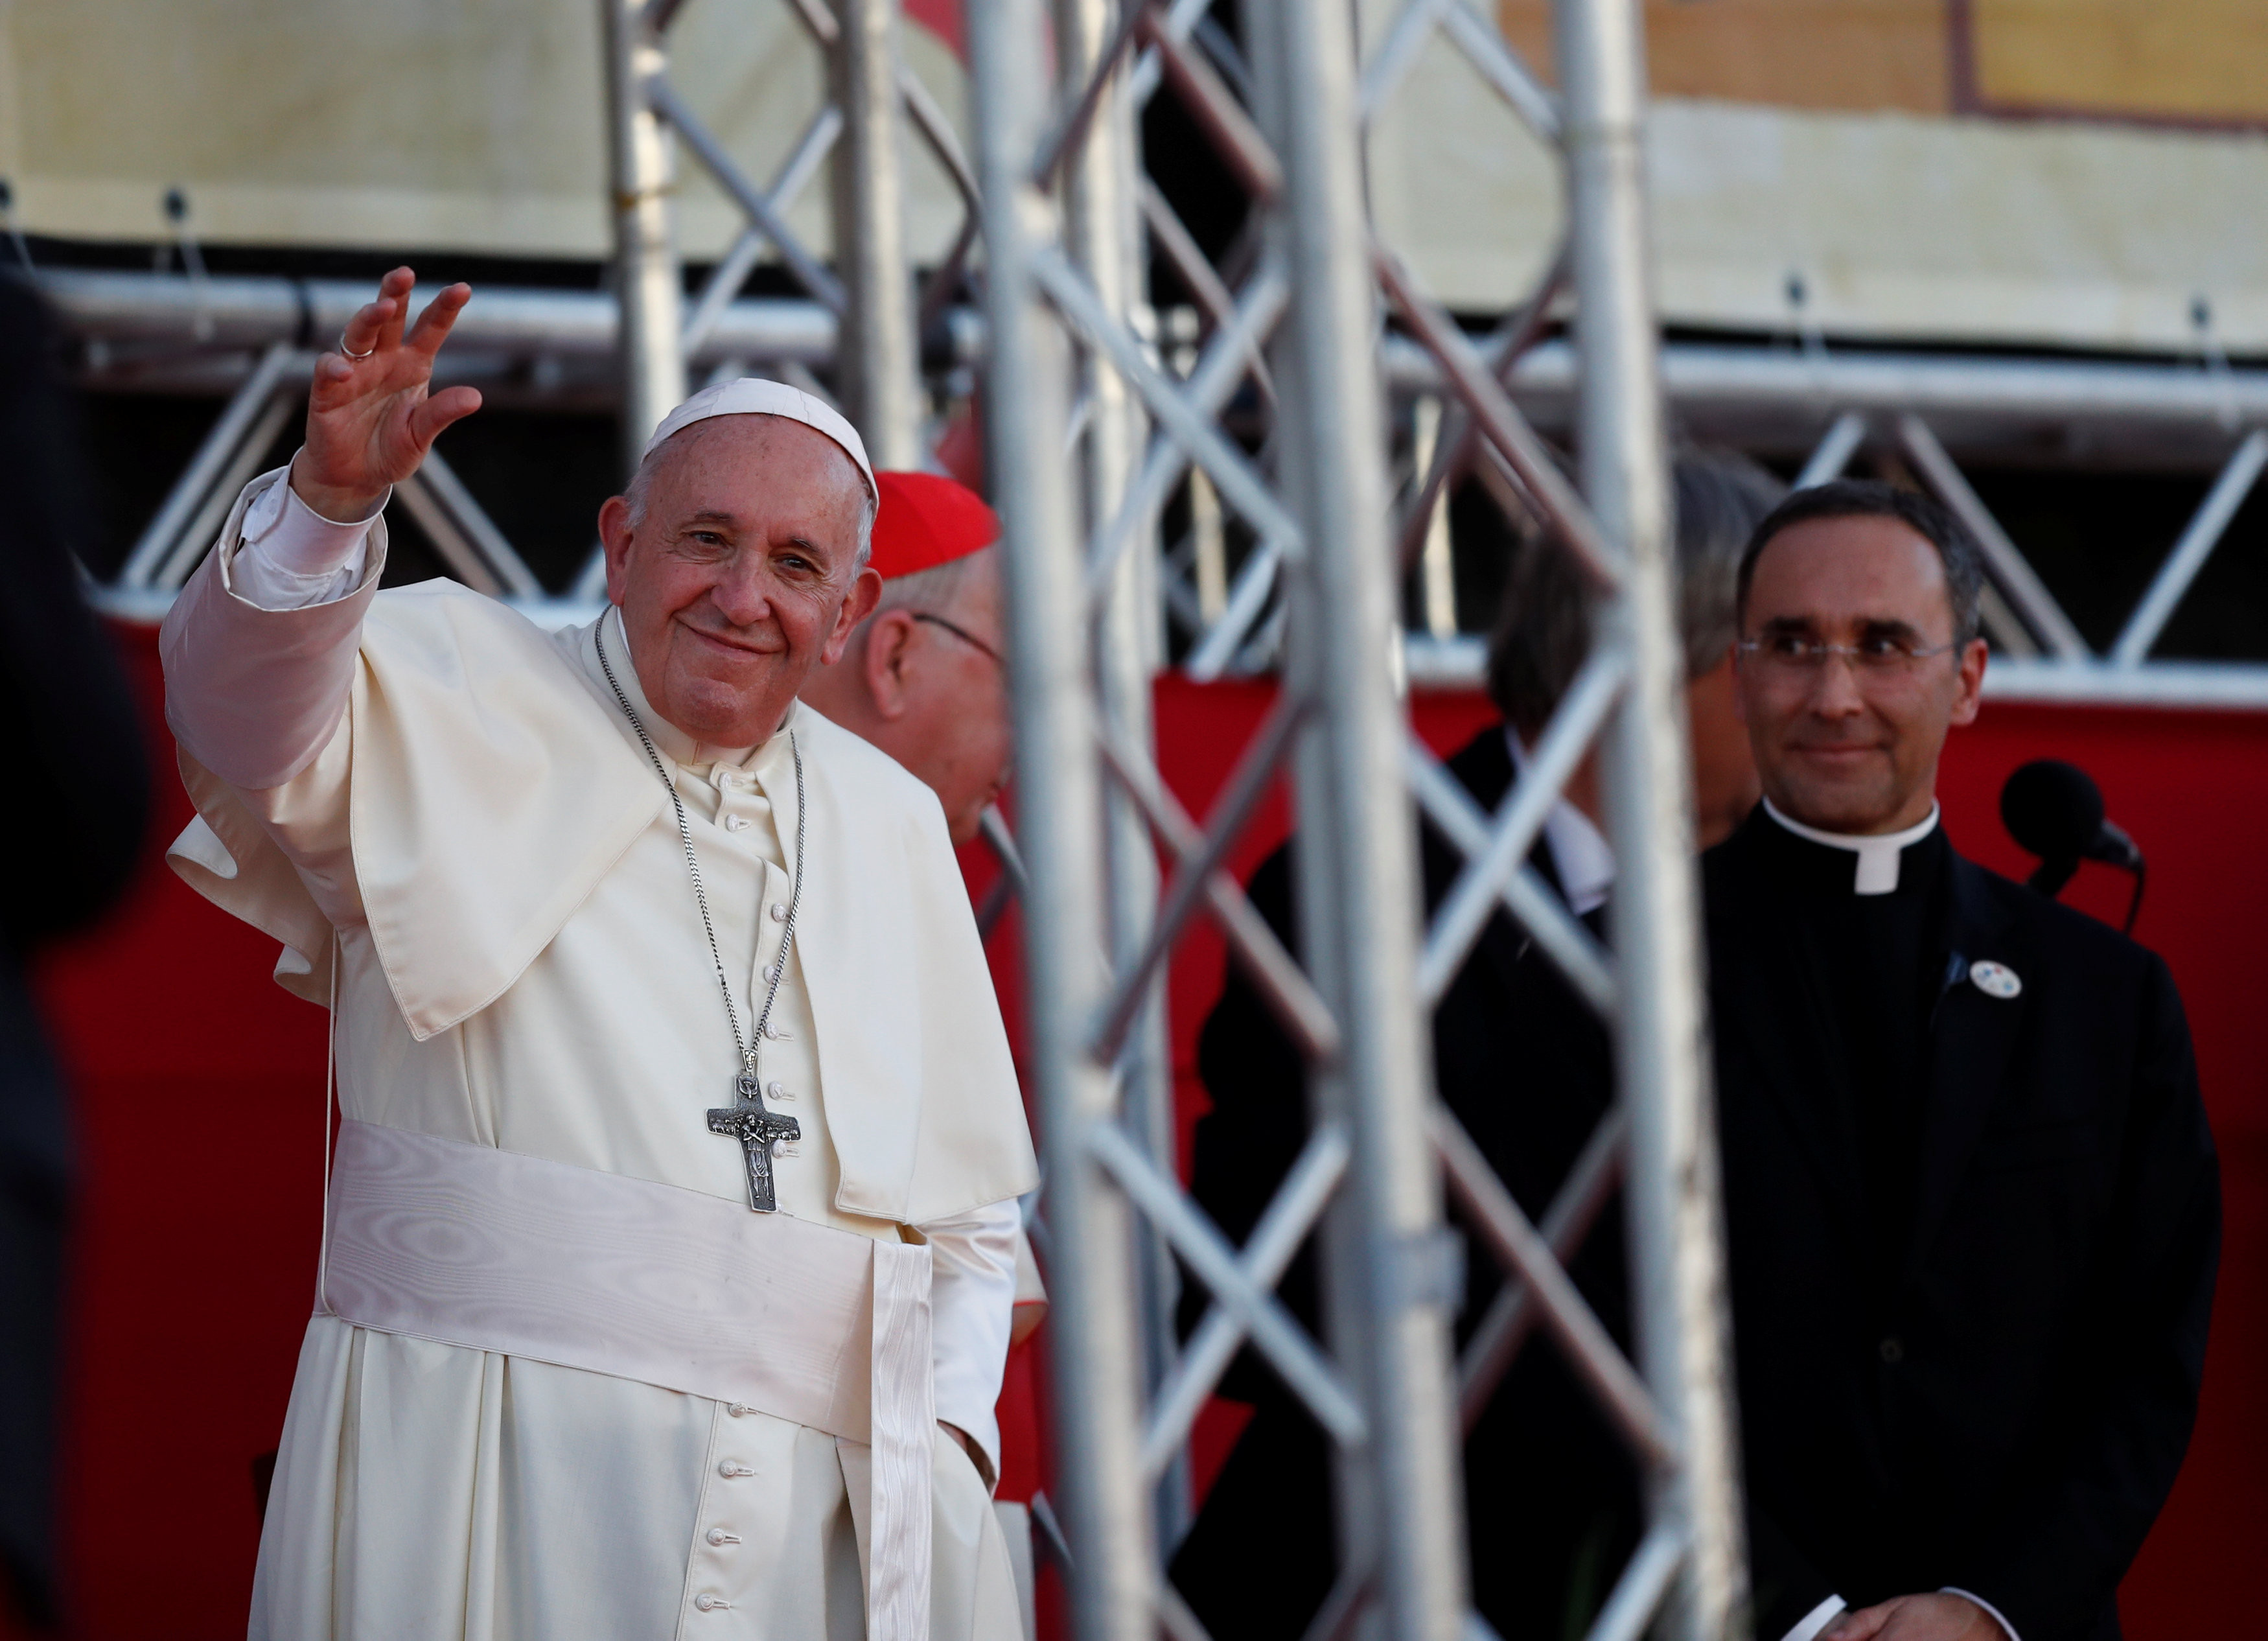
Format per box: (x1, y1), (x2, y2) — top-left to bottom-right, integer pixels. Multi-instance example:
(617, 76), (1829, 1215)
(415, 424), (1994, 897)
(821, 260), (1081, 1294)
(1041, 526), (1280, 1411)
(1083, 255), (1290, 611)
(1031, 0), (1157, 187)
(1431, 1104), (1676, 1470)
(1032, 246), (1303, 558)
(1143, 1121), (1352, 1477)
(1895, 413), (2089, 660)
(1420, 645), (1626, 1003)
(1406, 743), (1616, 1017)
(1375, 243), (1625, 592)
(1139, 8), (1283, 201)
(1091, 696), (1338, 1063)
(1089, 1123), (1369, 1446)
(1395, 242), (1569, 575)
(647, 75), (848, 313)
(1433, 0), (1560, 141)
(1458, 1107), (1626, 1428)
(1582, 1518), (1687, 1641)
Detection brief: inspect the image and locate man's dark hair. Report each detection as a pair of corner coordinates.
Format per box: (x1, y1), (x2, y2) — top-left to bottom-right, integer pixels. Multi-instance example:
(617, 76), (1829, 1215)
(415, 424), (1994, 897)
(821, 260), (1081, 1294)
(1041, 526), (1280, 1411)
(1734, 479), (1985, 647)
(1487, 450), (1785, 734)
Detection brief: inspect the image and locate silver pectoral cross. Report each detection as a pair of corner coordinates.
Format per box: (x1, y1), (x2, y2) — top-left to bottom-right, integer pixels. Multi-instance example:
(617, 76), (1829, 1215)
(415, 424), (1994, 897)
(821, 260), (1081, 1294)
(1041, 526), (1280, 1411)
(708, 1069), (801, 1213)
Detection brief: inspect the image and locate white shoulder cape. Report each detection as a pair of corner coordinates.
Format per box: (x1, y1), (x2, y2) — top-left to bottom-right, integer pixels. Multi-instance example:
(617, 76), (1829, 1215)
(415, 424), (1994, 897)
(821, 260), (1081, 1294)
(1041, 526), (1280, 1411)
(167, 575), (1037, 1225)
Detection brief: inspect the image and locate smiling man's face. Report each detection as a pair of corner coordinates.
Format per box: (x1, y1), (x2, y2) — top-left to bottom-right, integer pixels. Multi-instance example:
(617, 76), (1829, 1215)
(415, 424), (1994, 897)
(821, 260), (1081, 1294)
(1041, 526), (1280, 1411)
(1733, 513), (1987, 834)
(600, 415), (881, 748)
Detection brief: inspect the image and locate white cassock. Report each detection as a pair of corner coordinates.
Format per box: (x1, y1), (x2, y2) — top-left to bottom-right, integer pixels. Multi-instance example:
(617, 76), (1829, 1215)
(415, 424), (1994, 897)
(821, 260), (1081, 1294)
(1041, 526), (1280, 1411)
(160, 465), (1039, 1641)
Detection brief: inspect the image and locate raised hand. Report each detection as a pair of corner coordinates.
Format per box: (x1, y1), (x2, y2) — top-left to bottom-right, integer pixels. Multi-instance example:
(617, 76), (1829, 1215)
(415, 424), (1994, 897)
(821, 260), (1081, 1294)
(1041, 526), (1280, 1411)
(1823, 1592), (2007, 1641)
(291, 267), (483, 521)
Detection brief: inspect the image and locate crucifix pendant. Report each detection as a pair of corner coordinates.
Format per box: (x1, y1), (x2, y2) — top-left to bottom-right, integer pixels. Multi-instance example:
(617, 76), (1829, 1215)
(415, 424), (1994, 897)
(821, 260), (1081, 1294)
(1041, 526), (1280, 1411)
(708, 1070), (802, 1213)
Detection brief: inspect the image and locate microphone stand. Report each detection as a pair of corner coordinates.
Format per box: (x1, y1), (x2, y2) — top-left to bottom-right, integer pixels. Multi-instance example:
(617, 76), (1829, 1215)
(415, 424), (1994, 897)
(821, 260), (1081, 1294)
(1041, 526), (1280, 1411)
(2024, 853), (2146, 935)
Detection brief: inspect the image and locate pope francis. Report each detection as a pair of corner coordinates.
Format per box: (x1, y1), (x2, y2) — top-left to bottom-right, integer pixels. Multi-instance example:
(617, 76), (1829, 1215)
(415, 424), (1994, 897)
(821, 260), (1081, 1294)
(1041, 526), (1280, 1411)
(158, 268), (1039, 1641)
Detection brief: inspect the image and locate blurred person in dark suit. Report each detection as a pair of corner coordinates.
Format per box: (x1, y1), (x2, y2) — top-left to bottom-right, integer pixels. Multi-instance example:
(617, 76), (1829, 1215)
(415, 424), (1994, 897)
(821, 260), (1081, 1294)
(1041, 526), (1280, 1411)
(0, 272), (150, 1627)
(1714, 482), (2217, 1641)
(1169, 452), (1784, 1641)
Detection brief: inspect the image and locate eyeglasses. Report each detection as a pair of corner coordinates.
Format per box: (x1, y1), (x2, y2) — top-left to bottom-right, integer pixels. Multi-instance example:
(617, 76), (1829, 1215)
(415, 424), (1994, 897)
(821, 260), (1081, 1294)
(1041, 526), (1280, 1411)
(912, 611), (1006, 669)
(1736, 634), (1959, 674)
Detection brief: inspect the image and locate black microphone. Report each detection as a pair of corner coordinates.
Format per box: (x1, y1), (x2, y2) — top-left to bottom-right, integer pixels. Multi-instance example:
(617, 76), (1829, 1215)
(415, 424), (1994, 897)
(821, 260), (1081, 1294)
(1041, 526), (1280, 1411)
(1999, 759), (2147, 931)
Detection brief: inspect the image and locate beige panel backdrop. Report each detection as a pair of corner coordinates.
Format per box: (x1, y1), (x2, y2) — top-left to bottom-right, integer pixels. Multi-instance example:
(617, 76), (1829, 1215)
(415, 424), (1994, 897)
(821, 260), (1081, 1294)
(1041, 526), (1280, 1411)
(3, 0), (2265, 351)
(0, 0), (971, 262)
(1362, 0), (2268, 351)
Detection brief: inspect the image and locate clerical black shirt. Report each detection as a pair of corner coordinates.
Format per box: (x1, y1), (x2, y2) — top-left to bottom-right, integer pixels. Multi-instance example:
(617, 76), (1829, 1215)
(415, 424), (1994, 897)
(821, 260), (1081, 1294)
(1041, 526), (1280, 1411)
(1750, 809), (1952, 1320)
(1708, 800), (2219, 1641)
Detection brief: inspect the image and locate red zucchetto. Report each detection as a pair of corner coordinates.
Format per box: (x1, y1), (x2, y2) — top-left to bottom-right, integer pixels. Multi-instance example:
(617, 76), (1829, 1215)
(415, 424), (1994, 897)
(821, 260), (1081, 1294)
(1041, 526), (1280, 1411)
(868, 470), (1001, 580)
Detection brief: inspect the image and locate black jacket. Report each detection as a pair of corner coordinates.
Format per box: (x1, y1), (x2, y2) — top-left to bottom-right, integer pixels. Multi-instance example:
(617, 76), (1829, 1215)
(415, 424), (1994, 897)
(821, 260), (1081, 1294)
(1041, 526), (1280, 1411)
(1709, 808), (2219, 1641)
(1172, 730), (2218, 1641)
(0, 272), (150, 1629)
(1171, 727), (1641, 1641)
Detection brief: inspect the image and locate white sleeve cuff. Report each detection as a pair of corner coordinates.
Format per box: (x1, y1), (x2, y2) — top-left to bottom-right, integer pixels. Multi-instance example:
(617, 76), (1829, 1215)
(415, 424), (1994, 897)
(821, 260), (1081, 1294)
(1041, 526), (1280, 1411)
(922, 1194), (1022, 1485)
(230, 459), (385, 611)
(1782, 1594), (1846, 1641)
(1941, 1589), (2019, 1641)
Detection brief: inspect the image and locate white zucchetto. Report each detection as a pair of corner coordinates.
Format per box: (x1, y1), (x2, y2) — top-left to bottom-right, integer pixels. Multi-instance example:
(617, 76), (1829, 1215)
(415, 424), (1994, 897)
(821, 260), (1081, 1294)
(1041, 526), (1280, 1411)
(642, 378), (877, 500)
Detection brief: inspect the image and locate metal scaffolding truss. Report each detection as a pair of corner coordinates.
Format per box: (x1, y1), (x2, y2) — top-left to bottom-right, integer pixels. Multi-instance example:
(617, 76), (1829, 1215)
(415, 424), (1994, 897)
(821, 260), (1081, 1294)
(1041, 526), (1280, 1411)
(33, 3), (2265, 1639)
(1387, 384), (2268, 708)
(597, 0), (982, 472)
(100, 335), (551, 622)
(973, 3), (1742, 1641)
(78, 0), (978, 620)
(58, 277), (2268, 709)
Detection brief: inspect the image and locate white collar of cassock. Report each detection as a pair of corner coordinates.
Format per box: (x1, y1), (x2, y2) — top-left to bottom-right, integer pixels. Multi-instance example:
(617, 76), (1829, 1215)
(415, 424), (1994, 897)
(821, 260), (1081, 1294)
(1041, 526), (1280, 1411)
(1763, 797), (1941, 895)
(599, 605), (768, 769)
(1505, 729), (1615, 916)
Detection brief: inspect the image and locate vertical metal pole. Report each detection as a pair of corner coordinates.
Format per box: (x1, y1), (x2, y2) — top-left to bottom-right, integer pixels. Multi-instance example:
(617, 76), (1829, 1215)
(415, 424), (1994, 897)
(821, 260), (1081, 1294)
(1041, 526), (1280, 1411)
(601, 0), (688, 478)
(1555, 1), (1749, 1636)
(971, 5), (1156, 1641)
(1056, 0), (1185, 1552)
(831, 0), (923, 468)
(1253, 3), (1468, 1639)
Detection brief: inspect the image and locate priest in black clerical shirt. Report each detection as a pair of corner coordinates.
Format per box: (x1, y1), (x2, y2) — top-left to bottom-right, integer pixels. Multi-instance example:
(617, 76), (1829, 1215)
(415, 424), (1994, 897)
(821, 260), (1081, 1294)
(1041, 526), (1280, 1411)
(1715, 481), (2219, 1641)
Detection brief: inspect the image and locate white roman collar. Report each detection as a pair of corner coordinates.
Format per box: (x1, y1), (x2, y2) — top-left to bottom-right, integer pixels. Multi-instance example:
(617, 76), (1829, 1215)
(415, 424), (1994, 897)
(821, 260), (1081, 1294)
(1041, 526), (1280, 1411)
(1506, 730), (1615, 916)
(1763, 798), (1941, 895)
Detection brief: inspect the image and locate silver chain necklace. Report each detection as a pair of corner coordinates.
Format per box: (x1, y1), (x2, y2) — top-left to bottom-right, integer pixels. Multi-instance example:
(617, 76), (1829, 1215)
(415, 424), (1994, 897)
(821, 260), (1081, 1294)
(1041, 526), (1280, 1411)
(595, 616), (806, 1212)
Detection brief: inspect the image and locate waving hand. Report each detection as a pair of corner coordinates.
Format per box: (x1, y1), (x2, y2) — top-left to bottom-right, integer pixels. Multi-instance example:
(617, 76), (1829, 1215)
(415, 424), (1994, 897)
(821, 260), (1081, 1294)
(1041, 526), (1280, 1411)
(291, 267), (483, 520)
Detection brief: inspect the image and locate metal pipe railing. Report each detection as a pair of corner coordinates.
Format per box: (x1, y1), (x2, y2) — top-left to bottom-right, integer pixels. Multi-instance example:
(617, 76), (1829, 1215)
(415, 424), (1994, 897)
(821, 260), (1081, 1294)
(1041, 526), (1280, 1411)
(1255, 1), (1471, 1636)
(831, 0), (923, 465)
(599, 0), (688, 476)
(970, 5), (1159, 1641)
(1056, 0), (1186, 1554)
(1555, 0), (1750, 1632)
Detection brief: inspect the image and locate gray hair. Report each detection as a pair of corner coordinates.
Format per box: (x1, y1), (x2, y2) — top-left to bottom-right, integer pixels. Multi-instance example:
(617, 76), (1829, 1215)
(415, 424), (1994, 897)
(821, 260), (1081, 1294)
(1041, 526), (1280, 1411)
(1486, 449), (1787, 734)
(621, 416), (878, 570)
(872, 546), (993, 619)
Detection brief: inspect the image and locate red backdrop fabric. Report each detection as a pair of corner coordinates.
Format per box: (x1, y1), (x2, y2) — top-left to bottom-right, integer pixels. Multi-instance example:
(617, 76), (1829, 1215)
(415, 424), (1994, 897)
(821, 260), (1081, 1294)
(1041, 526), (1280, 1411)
(17, 633), (2262, 1638)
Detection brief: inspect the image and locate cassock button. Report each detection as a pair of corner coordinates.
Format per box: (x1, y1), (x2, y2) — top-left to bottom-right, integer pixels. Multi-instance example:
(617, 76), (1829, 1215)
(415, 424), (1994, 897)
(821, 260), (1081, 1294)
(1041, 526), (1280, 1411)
(767, 1080), (789, 1100)
(770, 903), (788, 922)
(726, 815), (751, 833)
(1969, 960), (2022, 1000)
(706, 1527), (741, 1546)
(1879, 1336), (1904, 1365)
(762, 964), (780, 984)
(695, 1594), (731, 1612)
(718, 1460), (755, 1478)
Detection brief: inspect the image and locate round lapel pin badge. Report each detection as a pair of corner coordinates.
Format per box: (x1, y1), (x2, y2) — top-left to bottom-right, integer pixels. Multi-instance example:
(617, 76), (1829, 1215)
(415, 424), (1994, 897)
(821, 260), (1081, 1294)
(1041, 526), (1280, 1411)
(1969, 959), (2022, 1000)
